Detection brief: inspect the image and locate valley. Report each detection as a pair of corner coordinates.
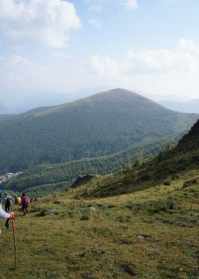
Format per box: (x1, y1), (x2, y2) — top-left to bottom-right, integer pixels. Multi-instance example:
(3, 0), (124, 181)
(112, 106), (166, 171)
(4, 137), (173, 196)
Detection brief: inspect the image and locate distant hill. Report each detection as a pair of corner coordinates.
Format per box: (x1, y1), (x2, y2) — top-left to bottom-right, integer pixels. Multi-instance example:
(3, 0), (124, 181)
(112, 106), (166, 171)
(161, 99), (199, 113)
(0, 102), (8, 114)
(0, 88), (198, 173)
(0, 114), (16, 121)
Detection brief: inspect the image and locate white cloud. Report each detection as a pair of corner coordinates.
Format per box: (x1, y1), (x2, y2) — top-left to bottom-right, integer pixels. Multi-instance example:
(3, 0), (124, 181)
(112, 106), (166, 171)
(90, 39), (199, 100)
(1, 39), (199, 113)
(86, 0), (103, 13)
(127, 39), (199, 74)
(86, 0), (138, 13)
(85, 0), (138, 29)
(88, 18), (102, 29)
(91, 56), (123, 78)
(0, 53), (95, 104)
(126, 0), (138, 10)
(0, 0), (81, 48)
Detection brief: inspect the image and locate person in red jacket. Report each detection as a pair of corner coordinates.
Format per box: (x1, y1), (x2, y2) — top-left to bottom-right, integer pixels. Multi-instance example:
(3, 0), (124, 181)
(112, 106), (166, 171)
(21, 193), (30, 216)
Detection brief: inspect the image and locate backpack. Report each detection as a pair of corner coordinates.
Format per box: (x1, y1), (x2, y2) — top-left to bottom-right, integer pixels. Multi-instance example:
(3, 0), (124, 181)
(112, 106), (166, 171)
(21, 196), (30, 206)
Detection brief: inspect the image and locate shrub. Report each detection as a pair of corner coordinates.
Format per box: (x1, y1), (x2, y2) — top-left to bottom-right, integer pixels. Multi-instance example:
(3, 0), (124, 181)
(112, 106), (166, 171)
(145, 198), (177, 214)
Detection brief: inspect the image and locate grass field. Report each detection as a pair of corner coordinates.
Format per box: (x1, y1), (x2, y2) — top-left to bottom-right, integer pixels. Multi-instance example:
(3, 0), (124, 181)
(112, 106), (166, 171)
(1, 170), (199, 279)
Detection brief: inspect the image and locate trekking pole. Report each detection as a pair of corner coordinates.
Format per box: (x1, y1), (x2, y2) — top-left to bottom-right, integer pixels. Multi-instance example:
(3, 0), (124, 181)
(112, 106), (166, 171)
(11, 220), (17, 269)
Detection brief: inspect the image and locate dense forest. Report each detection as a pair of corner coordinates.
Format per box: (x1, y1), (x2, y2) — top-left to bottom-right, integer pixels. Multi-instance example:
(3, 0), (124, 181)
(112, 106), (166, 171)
(4, 138), (173, 196)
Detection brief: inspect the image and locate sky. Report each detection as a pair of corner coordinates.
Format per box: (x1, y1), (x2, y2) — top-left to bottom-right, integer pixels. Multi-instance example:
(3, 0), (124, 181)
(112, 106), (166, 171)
(0, 0), (199, 113)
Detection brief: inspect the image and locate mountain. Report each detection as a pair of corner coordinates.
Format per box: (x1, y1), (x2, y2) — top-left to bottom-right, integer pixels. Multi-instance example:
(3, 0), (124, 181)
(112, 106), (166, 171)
(2, 101), (199, 278)
(1, 94), (199, 279)
(0, 88), (198, 173)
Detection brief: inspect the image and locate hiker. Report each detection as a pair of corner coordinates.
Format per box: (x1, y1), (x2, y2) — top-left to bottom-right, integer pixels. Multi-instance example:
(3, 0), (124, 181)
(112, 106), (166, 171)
(21, 193), (30, 215)
(5, 196), (12, 212)
(0, 203), (15, 229)
(15, 196), (21, 206)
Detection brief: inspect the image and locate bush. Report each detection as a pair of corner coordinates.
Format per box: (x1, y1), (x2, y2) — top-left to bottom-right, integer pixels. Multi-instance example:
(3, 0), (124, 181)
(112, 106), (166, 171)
(164, 180), (171, 186)
(145, 198), (177, 214)
(79, 208), (90, 221)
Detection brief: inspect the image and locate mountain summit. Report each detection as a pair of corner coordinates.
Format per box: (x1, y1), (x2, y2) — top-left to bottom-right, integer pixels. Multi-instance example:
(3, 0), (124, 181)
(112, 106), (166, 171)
(0, 88), (197, 172)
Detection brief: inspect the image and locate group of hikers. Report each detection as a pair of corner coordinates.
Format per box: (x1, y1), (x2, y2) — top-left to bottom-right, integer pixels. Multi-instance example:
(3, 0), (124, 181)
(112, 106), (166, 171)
(0, 192), (30, 229)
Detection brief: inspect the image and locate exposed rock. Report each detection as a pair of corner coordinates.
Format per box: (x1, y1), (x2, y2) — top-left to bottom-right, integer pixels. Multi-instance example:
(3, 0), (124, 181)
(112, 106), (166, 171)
(118, 238), (133, 245)
(81, 272), (95, 279)
(120, 263), (137, 277)
(137, 234), (152, 241)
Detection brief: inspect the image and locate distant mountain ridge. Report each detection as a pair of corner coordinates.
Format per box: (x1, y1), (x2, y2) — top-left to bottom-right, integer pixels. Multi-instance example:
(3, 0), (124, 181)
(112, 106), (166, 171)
(0, 114), (16, 121)
(0, 88), (198, 173)
(161, 99), (199, 113)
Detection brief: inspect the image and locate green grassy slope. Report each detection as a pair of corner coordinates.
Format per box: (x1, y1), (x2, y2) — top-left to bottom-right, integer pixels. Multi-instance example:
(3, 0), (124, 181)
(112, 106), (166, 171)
(75, 120), (199, 198)
(1, 171), (199, 278)
(0, 89), (197, 173)
(4, 138), (171, 196)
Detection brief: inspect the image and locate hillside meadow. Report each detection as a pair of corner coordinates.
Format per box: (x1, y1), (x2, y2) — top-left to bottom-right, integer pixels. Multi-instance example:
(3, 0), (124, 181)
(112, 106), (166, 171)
(1, 170), (199, 279)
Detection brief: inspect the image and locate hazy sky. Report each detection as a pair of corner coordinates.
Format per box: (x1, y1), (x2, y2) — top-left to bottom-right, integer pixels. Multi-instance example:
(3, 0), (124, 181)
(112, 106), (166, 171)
(0, 0), (199, 112)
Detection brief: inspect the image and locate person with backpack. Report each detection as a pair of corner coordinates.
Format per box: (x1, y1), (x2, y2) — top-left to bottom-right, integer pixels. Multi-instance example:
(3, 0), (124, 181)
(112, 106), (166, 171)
(21, 193), (30, 215)
(5, 195), (12, 212)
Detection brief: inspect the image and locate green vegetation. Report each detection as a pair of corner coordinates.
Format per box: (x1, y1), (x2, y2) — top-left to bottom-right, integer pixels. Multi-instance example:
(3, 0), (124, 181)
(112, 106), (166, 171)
(0, 89), (197, 173)
(74, 121), (199, 198)
(1, 169), (199, 278)
(1, 115), (199, 278)
(4, 138), (170, 196)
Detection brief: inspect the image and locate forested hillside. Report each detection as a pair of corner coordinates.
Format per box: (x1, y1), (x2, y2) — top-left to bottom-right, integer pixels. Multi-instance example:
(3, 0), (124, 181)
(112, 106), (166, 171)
(4, 138), (171, 196)
(75, 120), (199, 198)
(0, 88), (197, 173)
(3, 139), (175, 196)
